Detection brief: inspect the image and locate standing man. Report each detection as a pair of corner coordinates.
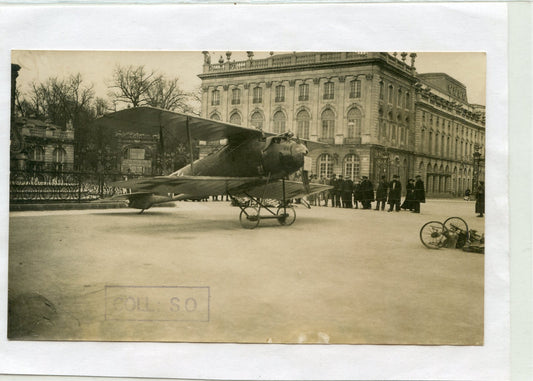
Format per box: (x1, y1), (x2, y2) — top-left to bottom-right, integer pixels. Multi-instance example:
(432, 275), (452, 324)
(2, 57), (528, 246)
(375, 175), (388, 211)
(360, 176), (374, 209)
(327, 174), (337, 207)
(342, 176), (354, 208)
(387, 174), (402, 212)
(335, 175), (343, 207)
(353, 178), (361, 209)
(475, 181), (484, 217)
(413, 175), (426, 213)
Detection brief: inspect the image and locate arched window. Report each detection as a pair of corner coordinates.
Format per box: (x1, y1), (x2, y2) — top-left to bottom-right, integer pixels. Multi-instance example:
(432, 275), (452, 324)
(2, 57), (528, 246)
(388, 85), (394, 103)
(397, 88), (402, 105)
(420, 129), (425, 152)
(210, 112), (221, 121)
(321, 109), (335, 139)
(53, 147), (66, 163)
(317, 154), (333, 179)
(296, 110), (310, 139)
(229, 112), (241, 125)
(29, 146), (45, 161)
(273, 111), (286, 134)
(344, 154), (360, 179)
(379, 81), (384, 100)
(347, 108), (362, 139)
(251, 111), (263, 130)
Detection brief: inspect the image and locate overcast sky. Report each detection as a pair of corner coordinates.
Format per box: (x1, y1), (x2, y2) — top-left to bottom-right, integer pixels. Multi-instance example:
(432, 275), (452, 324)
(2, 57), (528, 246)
(12, 51), (486, 106)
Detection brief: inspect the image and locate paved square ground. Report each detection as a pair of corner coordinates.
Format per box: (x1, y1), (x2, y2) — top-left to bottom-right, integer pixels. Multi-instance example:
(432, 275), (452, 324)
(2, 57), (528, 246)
(8, 199), (484, 344)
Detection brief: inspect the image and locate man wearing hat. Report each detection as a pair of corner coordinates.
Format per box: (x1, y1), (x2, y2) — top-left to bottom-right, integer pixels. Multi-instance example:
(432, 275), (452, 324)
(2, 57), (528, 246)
(360, 176), (374, 209)
(387, 174), (402, 212)
(413, 175), (426, 213)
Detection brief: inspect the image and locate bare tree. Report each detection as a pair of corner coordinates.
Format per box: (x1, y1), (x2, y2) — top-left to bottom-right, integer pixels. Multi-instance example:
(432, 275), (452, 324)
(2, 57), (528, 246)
(108, 65), (160, 108)
(146, 77), (189, 111)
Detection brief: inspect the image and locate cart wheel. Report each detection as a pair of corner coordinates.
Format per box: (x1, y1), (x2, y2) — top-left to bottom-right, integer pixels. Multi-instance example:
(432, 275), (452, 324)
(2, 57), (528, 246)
(239, 207), (260, 229)
(443, 216), (469, 248)
(420, 221), (448, 249)
(276, 206), (296, 226)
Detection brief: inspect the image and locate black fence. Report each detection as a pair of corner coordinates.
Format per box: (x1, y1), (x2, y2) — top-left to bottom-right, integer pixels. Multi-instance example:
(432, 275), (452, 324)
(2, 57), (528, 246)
(9, 170), (131, 203)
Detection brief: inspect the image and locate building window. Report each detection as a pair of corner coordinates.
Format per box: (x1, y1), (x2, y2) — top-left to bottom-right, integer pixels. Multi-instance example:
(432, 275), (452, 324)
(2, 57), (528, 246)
(275, 85), (285, 102)
(53, 147), (66, 163)
(229, 112), (241, 125)
(273, 111), (286, 134)
(317, 154), (333, 179)
(251, 111), (263, 130)
(296, 110), (310, 139)
(388, 85), (393, 103)
(421, 129), (425, 152)
(29, 146), (45, 162)
(323, 81), (334, 100)
(379, 81), (384, 100)
(210, 113), (221, 121)
(428, 132), (433, 154)
(422, 111), (426, 123)
(344, 154), (360, 179)
(397, 88), (402, 105)
(299, 83), (309, 101)
(405, 92), (410, 109)
(231, 88), (241, 105)
(347, 108), (362, 139)
(321, 108), (335, 139)
(211, 89), (220, 106)
(253, 86), (262, 104)
(349, 79), (361, 98)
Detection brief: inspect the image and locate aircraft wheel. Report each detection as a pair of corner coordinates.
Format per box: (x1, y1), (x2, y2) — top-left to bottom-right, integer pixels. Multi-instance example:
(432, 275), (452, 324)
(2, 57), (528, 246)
(276, 206), (296, 226)
(419, 221), (447, 249)
(239, 207), (260, 229)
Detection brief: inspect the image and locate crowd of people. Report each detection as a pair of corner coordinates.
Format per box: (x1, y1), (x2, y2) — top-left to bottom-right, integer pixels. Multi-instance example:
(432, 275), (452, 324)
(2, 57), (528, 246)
(309, 174), (426, 213)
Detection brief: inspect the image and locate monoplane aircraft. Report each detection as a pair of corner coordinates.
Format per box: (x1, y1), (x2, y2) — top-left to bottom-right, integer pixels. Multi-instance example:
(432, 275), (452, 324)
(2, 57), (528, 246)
(94, 106), (332, 228)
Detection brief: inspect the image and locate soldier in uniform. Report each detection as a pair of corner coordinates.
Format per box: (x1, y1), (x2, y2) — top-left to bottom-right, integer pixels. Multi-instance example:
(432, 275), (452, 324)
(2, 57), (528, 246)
(387, 175), (402, 212)
(375, 175), (388, 211)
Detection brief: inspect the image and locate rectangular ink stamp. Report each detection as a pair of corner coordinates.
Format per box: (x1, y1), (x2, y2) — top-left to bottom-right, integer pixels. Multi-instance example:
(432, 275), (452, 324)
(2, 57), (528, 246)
(105, 286), (210, 322)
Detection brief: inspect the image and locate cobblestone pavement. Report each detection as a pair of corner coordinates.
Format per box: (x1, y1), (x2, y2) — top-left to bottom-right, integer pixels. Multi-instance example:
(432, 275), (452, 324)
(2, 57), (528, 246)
(8, 199), (484, 344)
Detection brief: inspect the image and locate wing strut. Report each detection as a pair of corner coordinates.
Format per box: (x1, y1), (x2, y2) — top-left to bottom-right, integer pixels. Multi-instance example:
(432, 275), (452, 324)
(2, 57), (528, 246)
(186, 116), (195, 174)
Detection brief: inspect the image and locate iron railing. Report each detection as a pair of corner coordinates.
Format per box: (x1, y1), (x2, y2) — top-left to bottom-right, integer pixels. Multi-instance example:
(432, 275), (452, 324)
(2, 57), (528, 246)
(9, 170), (130, 203)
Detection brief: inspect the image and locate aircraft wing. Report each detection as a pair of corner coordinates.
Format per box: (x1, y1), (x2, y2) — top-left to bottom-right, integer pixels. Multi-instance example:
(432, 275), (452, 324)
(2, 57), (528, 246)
(94, 106), (264, 142)
(111, 176), (332, 200)
(94, 106), (325, 149)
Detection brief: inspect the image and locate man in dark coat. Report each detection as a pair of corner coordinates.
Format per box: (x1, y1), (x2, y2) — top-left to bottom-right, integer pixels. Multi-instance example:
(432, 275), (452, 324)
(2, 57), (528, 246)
(353, 179), (362, 209)
(412, 175), (426, 213)
(387, 174), (402, 212)
(475, 181), (484, 217)
(401, 179), (416, 211)
(375, 175), (388, 211)
(327, 174), (337, 207)
(341, 176), (354, 208)
(360, 176), (374, 209)
(335, 175), (343, 207)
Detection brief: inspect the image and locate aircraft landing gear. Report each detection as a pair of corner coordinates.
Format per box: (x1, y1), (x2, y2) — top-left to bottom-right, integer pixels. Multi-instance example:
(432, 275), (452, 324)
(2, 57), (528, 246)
(229, 178), (296, 229)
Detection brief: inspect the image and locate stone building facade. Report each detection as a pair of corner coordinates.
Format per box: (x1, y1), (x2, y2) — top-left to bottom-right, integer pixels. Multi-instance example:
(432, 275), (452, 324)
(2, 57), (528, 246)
(11, 118), (75, 172)
(198, 51), (485, 197)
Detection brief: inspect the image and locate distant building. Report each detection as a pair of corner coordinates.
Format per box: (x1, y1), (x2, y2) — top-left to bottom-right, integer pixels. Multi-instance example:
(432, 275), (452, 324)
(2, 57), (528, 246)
(115, 131), (159, 175)
(11, 118), (75, 172)
(198, 51), (485, 196)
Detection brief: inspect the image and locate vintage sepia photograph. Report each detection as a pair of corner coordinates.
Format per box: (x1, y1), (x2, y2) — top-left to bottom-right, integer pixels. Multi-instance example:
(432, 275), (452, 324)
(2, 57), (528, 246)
(8, 50), (486, 345)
